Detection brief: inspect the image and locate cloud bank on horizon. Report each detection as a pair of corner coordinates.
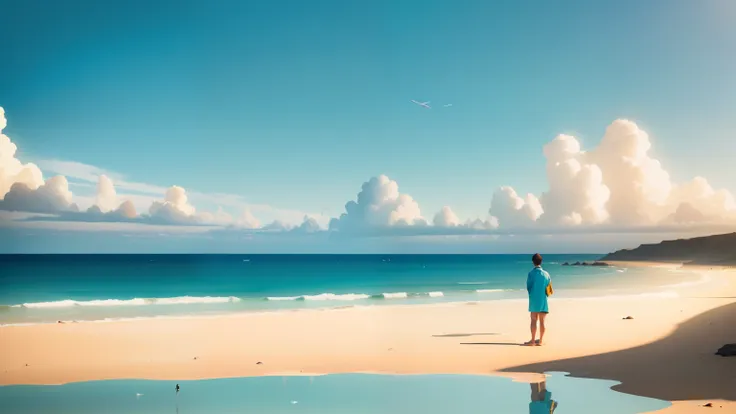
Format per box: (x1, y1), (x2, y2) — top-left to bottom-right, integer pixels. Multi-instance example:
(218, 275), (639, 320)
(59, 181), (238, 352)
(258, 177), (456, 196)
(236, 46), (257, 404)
(1, 106), (735, 239)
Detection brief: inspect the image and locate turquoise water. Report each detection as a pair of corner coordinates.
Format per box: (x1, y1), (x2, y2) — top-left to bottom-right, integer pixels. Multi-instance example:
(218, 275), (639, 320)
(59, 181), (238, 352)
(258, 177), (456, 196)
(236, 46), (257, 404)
(0, 254), (698, 325)
(0, 373), (670, 413)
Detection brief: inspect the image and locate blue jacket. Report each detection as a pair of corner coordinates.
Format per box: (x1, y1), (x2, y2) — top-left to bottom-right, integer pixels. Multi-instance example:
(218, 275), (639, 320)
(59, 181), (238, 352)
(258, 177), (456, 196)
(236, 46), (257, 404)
(527, 266), (551, 313)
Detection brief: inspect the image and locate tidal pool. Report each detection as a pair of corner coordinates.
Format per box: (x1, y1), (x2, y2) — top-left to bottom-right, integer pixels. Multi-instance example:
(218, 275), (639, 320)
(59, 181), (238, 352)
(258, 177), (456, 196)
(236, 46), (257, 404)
(0, 372), (670, 413)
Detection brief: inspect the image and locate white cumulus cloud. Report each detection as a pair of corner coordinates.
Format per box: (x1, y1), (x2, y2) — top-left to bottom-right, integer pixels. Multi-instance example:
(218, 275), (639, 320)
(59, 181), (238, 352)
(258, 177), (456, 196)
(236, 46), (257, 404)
(0, 176), (78, 214)
(433, 206), (461, 227)
(148, 185), (198, 224)
(431, 206), (499, 231)
(0, 107), (45, 199)
(489, 186), (543, 227)
(290, 216), (323, 234)
(464, 216), (499, 230)
(85, 200), (138, 220)
(95, 175), (118, 213)
(492, 119), (736, 229)
(538, 134), (610, 226)
(329, 175), (427, 232)
(4, 103), (735, 239)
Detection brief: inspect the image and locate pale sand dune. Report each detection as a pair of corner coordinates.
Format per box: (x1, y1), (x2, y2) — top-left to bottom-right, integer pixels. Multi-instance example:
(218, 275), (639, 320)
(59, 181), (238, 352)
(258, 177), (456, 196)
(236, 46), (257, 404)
(0, 267), (734, 413)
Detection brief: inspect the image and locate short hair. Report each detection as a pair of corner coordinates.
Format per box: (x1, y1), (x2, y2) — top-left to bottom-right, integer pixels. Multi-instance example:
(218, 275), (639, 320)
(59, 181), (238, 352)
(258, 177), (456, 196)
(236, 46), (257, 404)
(532, 253), (543, 266)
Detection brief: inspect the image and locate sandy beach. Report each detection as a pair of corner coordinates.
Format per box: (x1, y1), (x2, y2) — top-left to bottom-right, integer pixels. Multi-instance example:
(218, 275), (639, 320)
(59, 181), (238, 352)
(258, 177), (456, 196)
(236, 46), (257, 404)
(1, 263), (734, 412)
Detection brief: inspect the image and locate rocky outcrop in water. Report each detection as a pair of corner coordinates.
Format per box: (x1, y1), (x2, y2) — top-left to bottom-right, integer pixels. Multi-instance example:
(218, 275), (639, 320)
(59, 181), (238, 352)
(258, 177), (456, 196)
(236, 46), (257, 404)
(562, 261), (610, 267)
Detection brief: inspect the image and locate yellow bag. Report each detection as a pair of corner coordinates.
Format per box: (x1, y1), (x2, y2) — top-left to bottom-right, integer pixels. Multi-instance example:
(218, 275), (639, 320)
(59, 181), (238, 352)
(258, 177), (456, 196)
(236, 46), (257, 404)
(546, 281), (554, 297)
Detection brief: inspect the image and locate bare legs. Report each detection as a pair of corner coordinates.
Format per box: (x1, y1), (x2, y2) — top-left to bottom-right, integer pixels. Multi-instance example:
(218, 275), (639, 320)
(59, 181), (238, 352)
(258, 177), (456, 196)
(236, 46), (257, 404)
(530, 381), (547, 401)
(525, 312), (547, 346)
(538, 312), (547, 345)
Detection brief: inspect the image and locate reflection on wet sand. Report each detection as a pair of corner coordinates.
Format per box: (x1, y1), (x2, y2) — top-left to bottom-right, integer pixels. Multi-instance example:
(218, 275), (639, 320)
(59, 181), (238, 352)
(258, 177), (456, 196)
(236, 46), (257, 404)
(530, 380), (558, 413)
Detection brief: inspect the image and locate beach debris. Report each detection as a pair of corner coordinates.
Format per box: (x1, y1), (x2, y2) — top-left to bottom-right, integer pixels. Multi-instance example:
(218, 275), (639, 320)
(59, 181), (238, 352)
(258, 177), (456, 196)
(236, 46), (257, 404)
(193, 357), (198, 360)
(256, 361), (263, 365)
(703, 402), (712, 407)
(57, 320), (64, 324)
(715, 344), (736, 357)
(623, 316), (634, 320)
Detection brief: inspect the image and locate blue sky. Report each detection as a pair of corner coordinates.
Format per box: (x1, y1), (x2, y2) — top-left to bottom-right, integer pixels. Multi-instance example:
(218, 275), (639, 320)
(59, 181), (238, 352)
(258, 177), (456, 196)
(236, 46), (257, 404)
(1, 0), (735, 253)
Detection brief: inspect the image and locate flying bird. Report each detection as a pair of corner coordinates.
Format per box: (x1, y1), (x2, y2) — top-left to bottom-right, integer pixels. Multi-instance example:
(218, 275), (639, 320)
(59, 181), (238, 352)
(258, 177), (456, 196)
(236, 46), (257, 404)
(411, 100), (431, 109)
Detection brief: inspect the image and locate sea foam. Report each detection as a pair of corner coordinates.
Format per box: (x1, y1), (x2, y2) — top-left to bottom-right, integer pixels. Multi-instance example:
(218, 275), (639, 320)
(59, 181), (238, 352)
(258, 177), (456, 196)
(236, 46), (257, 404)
(265, 291), (449, 301)
(381, 292), (409, 299)
(15, 296), (241, 309)
(300, 293), (371, 301)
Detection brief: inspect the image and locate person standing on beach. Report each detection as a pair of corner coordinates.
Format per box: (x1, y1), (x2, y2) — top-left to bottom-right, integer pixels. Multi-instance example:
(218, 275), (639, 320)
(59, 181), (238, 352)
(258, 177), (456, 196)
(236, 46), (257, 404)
(525, 253), (552, 346)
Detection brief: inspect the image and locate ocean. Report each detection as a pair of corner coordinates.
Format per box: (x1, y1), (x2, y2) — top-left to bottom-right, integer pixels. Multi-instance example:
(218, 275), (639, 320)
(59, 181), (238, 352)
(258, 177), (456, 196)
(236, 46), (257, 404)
(0, 254), (699, 326)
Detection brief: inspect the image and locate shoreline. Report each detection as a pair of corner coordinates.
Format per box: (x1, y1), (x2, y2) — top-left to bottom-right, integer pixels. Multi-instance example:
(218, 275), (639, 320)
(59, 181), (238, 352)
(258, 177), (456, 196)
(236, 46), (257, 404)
(1, 264), (734, 412)
(0, 263), (708, 327)
(0, 288), (692, 328)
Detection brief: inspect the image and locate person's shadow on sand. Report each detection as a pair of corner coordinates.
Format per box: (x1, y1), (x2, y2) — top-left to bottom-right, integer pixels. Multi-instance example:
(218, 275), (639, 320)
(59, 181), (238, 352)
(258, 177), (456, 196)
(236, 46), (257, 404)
(505, 301), (736, 402)
(529, 380), (558, 414)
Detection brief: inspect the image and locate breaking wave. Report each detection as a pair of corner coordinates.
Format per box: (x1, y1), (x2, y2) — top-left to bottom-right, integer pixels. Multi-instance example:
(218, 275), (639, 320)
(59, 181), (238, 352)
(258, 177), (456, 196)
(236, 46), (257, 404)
(9, 288), (523, 309)
(265, 291), (455, 301)
(13, 296), (242, 309)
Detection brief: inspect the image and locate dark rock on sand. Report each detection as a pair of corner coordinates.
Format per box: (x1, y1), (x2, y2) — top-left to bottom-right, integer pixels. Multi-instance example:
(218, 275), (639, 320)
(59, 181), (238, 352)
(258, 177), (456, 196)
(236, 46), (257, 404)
(703, 402), (713, 407)
(591, 261), (610, 266)
(715, 344), (736, 357)
(623, 316), (634, 320)
(256, 361), (263, 365)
